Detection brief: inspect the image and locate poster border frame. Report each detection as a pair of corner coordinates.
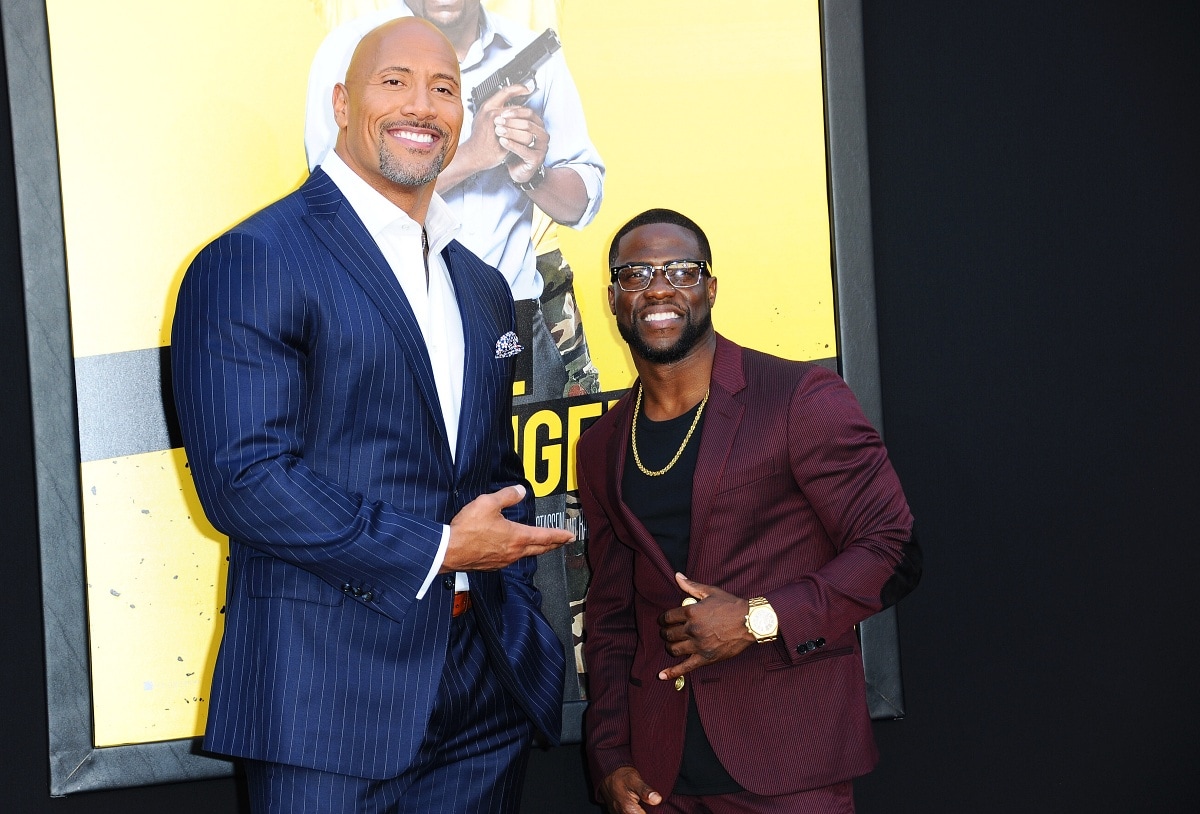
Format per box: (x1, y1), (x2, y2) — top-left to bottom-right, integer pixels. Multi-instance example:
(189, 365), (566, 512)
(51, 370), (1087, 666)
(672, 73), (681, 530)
(1, 0), (903, 795)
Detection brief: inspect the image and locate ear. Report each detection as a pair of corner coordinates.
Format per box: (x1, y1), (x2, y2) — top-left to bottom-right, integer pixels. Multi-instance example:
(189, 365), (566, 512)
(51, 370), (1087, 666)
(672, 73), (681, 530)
(706, 275), (718, 307)
(608, 284), (617, 314)
(333, 83), (349, 130)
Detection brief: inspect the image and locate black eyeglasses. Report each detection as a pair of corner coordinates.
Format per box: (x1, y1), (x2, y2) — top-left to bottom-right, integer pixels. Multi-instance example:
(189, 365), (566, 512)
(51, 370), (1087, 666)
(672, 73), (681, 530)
(609, 260), (710, 292)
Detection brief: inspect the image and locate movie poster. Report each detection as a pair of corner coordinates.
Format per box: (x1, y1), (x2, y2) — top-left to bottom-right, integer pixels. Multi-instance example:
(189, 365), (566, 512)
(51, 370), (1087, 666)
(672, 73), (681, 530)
(44, 0), (832, 746)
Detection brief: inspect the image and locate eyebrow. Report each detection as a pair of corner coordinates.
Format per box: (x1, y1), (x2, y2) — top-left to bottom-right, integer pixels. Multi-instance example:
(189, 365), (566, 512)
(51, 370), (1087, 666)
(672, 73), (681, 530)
(375, 66), (460, 88)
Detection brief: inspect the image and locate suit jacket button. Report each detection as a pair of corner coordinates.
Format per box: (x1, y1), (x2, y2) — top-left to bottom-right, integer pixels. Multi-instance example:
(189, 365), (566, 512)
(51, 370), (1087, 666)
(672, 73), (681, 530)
(796, 643), (810, 654)
(442, 576), (455, 590)
(340, 583), (352, 593)
(815, 638), (826, 648)
(361, 591), (374, 602)
(674, 676), (685, 691)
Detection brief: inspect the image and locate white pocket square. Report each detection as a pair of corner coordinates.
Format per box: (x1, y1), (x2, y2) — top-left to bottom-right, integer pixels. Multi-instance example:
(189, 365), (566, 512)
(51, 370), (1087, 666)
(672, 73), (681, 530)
(494, 331), (524, 358)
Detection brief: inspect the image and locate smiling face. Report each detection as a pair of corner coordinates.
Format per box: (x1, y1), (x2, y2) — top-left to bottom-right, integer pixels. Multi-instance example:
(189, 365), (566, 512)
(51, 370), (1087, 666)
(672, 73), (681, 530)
(609, 222), (718, 366)
(333, 18), (463, 210)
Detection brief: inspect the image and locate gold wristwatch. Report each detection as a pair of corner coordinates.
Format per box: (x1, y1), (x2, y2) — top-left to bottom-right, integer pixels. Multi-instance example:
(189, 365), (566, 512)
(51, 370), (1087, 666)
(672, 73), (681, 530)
(745, 596), (779, 643)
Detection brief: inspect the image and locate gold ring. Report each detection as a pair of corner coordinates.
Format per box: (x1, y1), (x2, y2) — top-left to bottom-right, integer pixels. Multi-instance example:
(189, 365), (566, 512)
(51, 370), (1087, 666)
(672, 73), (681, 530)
(681, 597), (698, 607)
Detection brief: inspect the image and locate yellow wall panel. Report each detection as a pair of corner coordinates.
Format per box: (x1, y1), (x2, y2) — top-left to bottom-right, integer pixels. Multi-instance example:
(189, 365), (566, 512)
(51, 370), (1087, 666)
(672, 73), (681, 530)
(82, 449), (225, 746)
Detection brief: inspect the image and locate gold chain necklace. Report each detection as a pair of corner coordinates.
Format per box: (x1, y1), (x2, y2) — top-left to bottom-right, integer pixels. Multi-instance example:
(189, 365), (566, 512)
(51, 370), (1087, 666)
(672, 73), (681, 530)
(631, 384), (710, 477)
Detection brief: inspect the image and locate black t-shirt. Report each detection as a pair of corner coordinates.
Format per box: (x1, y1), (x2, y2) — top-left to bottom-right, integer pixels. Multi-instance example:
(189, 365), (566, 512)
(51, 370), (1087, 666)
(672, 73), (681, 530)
(620, 397), (743, 797)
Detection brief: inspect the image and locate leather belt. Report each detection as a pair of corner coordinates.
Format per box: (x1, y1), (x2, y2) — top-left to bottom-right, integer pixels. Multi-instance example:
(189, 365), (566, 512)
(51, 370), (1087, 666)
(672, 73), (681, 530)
(452, 591), (472, 617)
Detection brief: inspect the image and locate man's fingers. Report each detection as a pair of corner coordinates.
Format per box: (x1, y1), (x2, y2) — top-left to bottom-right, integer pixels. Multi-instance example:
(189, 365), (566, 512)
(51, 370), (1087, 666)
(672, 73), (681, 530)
(499, 83), (531, 101)
(524, 524), (574, 549)
(675, 571), (711, 601)
(604, 767), (660, 813)
(485, 483), (526, 511)
(486, 83), (531, 110)
(658, 655), (704, 681)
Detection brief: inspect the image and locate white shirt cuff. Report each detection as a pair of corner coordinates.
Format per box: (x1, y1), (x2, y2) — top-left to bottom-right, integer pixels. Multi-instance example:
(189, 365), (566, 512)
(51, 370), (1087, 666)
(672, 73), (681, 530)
(415, 525), (469, 599)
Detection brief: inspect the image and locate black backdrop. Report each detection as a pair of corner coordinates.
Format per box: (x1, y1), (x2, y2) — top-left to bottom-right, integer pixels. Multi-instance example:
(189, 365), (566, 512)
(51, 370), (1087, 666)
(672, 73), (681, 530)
(2, 1), (1196, 812)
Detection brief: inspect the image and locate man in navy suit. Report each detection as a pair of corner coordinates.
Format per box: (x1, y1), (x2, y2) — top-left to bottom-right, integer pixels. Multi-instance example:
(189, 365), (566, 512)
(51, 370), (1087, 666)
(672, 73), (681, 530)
(577, 210), (921, 813)
(171, 17), (572, 813)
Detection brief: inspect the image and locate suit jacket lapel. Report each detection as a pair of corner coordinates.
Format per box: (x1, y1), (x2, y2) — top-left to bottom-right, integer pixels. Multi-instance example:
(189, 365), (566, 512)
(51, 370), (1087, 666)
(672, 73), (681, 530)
(606, 388), (678, 582)
(299, 170), (451, 457)
(443, 243), (487, 476)
(688, 335), (747, 573)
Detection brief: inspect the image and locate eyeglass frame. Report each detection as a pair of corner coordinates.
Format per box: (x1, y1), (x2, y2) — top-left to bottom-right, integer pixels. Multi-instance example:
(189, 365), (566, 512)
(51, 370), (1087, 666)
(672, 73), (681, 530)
(609, 259), (712, 292)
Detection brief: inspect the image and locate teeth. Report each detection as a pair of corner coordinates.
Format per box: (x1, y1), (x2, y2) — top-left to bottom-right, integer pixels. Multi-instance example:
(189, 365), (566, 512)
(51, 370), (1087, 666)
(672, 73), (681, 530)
(643, 312), (676, 323)
(397, 131), (434, 144)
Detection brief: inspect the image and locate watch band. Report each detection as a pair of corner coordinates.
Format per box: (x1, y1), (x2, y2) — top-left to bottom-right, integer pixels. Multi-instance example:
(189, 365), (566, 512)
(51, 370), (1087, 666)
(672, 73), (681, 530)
(516, 165), (546, 191)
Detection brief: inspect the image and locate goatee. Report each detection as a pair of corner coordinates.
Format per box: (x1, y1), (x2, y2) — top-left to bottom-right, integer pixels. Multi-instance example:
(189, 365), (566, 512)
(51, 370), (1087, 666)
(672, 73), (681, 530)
(377, 122), (450, 187)
(619, 309), (712, 365)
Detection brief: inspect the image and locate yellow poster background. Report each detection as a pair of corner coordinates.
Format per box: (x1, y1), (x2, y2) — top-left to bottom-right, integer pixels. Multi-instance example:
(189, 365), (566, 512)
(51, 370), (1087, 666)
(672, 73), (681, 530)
(47, 0), (832, 745)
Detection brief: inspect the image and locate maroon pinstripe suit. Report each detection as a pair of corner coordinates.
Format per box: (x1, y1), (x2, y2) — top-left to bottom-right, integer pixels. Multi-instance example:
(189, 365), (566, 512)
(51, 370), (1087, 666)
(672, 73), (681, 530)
(579, 334), (917, 799)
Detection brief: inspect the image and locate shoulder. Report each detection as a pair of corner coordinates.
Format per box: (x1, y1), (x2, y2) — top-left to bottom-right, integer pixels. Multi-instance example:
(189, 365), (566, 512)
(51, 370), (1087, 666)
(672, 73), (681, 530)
(217, 177), (320, 245)
(741, 346), (834, 390)
(484, 10), (540, 50)
(578, 390), (632, 452)
(483, 11), (571, 80)
(184, 180), (325, 289)
(716, 337), (847, 408)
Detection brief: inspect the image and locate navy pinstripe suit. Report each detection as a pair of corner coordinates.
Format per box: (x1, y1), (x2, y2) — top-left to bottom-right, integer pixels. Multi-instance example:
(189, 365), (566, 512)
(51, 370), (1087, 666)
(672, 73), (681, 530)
(579, 335), (918, 799)
(171, 168), (564, 784)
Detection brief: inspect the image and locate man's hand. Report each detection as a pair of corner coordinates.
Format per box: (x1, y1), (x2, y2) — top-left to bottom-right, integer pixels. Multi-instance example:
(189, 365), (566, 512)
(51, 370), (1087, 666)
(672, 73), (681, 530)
(599, 766), (662, 814)
(657, 573), (754, 682)
(443, 484), (572, 572)
(441, 84), (535, 181)
(495, 105), (549, 185)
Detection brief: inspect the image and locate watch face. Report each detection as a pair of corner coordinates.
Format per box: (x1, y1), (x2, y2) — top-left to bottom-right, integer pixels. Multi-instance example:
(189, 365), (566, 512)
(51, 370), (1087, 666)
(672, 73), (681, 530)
(748, 605), (778, 636)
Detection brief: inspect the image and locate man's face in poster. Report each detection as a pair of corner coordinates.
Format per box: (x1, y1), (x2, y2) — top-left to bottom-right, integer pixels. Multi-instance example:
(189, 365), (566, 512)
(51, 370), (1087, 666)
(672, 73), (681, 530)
(406, 0), (481, 31)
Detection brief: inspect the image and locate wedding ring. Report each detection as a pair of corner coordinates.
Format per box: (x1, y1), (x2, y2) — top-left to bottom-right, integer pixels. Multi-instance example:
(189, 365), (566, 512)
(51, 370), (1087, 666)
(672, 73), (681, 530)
(681, 597), (698, 606)
(528, 135), (537, 149)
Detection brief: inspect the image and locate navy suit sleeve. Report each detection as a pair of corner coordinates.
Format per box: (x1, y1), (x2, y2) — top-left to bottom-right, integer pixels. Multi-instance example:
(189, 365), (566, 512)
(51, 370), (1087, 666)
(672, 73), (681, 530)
(172, 229), (441, 624)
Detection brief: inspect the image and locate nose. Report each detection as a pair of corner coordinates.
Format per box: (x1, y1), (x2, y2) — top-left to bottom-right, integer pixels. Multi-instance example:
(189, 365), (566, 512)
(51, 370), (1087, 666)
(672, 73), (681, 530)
(401, 84), (437, 119)
(642, 270), (678, 298)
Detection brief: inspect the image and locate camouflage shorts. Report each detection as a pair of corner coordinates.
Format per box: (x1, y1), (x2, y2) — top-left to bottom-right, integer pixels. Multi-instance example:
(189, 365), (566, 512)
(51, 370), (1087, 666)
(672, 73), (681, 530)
(537, 248), (601, 396)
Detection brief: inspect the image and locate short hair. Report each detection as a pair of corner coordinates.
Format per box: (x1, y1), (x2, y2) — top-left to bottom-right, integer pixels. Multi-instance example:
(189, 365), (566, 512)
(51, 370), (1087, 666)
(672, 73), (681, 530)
(608, 208), (713, 268)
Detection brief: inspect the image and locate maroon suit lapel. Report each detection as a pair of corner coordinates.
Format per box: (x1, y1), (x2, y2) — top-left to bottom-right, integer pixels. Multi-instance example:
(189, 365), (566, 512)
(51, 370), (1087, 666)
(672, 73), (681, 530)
(687, 336), (748, 575)
(604, 387), (677, 583)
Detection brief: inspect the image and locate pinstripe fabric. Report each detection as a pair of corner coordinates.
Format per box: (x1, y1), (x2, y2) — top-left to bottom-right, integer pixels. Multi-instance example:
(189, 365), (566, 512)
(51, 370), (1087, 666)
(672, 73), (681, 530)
(579, 335), (917, 799)
(244, 610), (532, 814)
(171, 169), (564, 785)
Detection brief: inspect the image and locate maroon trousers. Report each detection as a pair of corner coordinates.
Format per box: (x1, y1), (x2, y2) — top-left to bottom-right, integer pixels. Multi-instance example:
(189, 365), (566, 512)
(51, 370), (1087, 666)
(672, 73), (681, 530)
(658, 781), (855, 814)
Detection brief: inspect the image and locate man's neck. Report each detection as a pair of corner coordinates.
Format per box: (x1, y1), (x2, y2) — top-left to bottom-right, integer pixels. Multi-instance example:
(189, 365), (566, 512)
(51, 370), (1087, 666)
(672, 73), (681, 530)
(432, 9), (483, 61)
(332, 147), (433, 225)
(633, 336), (717, 421)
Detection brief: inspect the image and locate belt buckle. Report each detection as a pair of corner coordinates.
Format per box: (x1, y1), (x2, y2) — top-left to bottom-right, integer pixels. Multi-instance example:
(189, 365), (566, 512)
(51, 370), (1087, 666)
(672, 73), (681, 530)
(451, 591), (472, 617)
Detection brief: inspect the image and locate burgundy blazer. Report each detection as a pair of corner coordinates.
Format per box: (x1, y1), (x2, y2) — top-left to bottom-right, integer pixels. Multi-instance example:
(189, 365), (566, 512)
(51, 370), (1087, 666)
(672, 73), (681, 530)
(579, 335), (917, 797)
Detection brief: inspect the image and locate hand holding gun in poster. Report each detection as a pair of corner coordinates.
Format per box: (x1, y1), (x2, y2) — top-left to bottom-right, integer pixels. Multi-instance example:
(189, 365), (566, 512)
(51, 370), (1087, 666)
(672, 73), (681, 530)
(469, 28), (562, 111)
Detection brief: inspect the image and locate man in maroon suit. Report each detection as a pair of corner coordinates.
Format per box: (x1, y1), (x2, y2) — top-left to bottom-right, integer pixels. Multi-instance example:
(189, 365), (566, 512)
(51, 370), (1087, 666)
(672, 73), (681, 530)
(577, 209), (921, 813)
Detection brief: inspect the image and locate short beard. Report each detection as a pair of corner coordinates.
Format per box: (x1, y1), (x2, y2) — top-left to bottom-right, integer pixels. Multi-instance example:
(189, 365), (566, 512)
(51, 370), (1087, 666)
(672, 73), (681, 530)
(377, 125), (448, 187)
(619, 308), (712, 365)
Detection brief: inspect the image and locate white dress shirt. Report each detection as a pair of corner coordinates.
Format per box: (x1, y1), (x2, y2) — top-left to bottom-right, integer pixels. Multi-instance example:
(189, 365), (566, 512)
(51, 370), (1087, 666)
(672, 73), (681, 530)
(321, 151), (469, 596)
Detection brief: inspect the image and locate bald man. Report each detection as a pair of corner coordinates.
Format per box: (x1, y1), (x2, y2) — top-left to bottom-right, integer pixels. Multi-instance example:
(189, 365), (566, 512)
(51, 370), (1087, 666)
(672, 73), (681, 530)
(172, 18), (571, 813)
